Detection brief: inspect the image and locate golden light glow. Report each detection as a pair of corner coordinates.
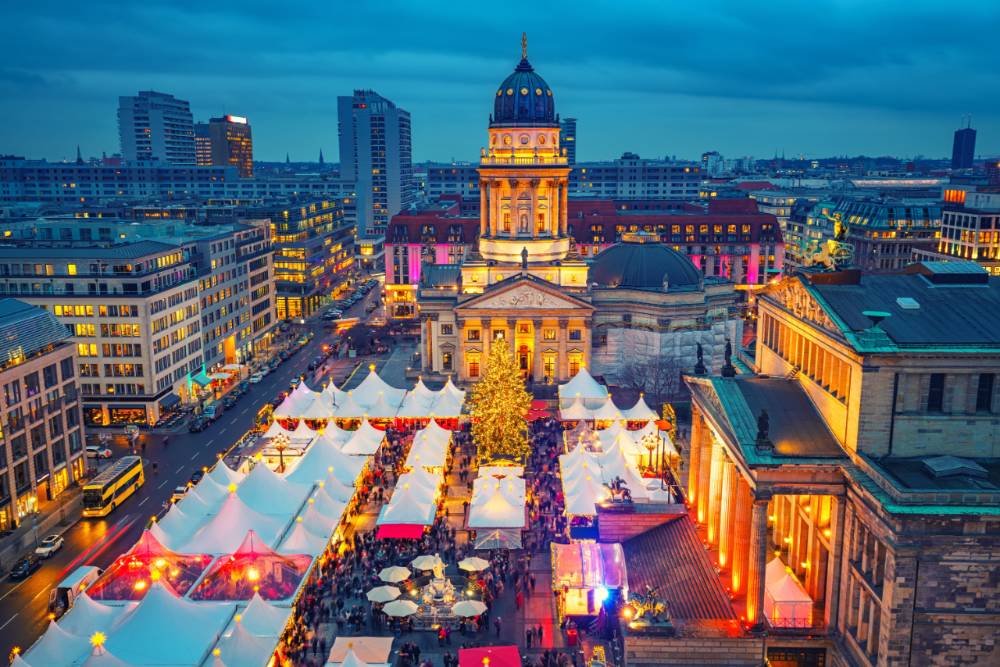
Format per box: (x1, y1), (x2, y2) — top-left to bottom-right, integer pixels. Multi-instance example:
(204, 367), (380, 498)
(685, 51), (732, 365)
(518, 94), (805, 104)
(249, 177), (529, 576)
(133, 580), (147, 591)
(247, 567), (260, 582)
(90, 631), (107, 648)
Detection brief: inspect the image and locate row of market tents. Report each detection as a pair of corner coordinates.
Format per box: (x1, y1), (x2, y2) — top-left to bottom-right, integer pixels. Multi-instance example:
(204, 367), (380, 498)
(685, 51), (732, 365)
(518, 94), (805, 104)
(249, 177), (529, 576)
(273, 370), (466, 421)
(557, 367), (659, 422)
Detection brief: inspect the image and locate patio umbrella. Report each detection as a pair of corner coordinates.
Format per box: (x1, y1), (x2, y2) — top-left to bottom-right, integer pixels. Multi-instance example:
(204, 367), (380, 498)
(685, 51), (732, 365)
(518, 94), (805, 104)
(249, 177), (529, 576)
(411, 554), (443, 571)
(382, 599), (419, 617)
(366, 585), (401, 603)
(451, 600), (488, 617)
(458, 557), (490, 573)
(378, 566), (411, 583)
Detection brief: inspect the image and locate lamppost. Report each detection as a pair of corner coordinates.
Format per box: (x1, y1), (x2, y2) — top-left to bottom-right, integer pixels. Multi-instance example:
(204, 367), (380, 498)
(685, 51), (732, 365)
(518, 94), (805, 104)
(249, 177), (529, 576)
(273, 432), (290, 473)
(641, 432), (658, 476)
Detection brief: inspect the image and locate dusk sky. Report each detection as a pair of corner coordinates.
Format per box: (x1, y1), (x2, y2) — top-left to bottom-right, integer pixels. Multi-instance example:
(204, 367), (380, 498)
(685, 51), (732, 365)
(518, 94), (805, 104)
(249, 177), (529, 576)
(1, 0), (998, 163)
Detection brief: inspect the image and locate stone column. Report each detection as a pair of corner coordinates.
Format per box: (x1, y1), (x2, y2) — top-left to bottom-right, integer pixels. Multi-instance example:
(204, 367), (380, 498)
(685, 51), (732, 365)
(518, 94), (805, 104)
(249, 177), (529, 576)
(746, 497), (771, 629)
(696, 430), (713, 525)
(531, 179), (539, 239)
(425, 315), (435, 371)
(532, 319), (544, 383)
(455, 317), (465, 382)
(731, 477), (752, 594)
(688, 410), (703, 506)
(707, 443), (725, 545)
(479, 181), (488, 236)
(718, 460), (737, 568)
(559, 180), (569, 236)
(824, 496), (846, 628)
(557, 319), (568, 381)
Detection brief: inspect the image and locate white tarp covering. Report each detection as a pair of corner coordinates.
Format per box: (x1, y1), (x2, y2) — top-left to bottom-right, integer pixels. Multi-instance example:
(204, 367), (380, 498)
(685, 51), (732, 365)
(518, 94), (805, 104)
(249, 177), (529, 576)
(279, 520), (329, 555)
(206, 461), (244, 487)
(211, 619), (278, 667)
(290, 420), (317, 443)
(559, 396), (591, 421)
(262, 420), (294, 440)
(558, 367), (608, 409)
(181, 493), (288, 553)
(240, 593), (292, 636)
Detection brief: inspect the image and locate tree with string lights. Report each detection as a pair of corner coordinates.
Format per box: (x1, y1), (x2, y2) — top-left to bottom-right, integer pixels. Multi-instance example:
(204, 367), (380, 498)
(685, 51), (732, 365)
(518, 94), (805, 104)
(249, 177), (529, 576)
(468, 340), (532, 464)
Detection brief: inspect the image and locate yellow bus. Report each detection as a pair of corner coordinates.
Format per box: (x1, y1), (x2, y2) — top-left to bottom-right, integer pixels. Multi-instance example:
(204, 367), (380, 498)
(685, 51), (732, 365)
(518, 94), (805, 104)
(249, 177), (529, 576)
(82, 456), (145, 517)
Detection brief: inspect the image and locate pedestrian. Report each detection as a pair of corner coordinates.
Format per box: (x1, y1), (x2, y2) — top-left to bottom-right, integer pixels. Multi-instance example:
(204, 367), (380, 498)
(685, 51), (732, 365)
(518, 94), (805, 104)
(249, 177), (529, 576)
(494, 616), (502, 638)
(526, 626), (533, 648)
(515, 590), (523, 610)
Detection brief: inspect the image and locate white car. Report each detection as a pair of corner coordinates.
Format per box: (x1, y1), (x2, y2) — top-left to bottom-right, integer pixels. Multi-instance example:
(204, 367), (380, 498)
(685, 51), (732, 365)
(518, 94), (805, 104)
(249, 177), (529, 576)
(249, 372), (264, 384)
(35, 534), (64, 558)
(86, 445), (112, 459)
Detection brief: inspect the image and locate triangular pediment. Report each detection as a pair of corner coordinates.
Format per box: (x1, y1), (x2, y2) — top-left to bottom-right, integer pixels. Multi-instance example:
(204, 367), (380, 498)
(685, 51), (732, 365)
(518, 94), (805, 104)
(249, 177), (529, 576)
(764, 277), (840, 334)
(458, 277), (594, 313)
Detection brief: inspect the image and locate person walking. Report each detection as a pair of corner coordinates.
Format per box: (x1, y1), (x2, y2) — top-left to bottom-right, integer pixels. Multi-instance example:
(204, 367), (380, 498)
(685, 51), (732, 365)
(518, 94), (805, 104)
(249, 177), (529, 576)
(494, 616), (502, 638)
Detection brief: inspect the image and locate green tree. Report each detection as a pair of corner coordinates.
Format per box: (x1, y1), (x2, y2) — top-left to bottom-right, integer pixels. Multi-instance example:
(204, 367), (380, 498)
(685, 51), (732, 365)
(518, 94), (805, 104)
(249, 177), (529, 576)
(468, 341), (532, 463)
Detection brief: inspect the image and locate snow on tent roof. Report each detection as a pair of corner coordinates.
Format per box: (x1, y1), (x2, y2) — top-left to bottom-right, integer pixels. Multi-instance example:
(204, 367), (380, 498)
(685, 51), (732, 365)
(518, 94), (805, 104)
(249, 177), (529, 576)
(213, 617), (280, 667)
(279, 520), (329, 555)
(206, 460), (245, 487)
(284, 432), (364, 486)
(558, 367), (608, 408)
(56, 593), (132, 637)
(23, 619), (91, 666)
(237, 461), (310, 517)
(340, 419), (384, 456)
(103, 582), (234, 665)
(622, 395), (658, 421)
(181, 493), (287, 553)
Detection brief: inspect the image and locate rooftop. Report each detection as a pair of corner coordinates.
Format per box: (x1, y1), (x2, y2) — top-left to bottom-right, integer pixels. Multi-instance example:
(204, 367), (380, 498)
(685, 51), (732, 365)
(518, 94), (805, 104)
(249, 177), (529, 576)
(0, 298), (71, 370)
(0, 239), (179, 260)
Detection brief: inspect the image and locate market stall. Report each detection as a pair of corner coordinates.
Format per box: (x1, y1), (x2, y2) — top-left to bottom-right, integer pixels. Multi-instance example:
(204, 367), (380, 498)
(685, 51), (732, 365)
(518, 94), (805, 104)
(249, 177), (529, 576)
(189, 530), (312, 601)
(551, 542), (628, 617)
(558, 367), (609, 410)
(764, 558), (814, 628)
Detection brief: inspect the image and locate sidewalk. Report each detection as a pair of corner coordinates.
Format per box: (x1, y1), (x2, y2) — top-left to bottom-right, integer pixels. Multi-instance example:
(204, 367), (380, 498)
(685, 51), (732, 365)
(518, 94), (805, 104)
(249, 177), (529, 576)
(0, 487), (82, 573)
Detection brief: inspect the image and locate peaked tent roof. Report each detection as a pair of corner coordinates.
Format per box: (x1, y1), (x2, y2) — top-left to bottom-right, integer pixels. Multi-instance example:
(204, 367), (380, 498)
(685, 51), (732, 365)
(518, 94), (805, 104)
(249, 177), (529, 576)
(558, 367), (608, 407)
(181, 493), (287, 553)
(237, 462), (310, 516)
(301, 395), (336, 420)
(352, 369), (407, 410)
(207, 460), (245, 487)
(241, 592), (293, 636)
(214, 617), (280, 667)
(559, 396), (591, 421)
(333, 392), (366, 418)
(340, 419), (385, 455)
(263, 420), (294, 439)
(290, 420), (317, 442)
(56, 593), (131, 637)
(279, 520), (329, 555)
(24, 619), (91, 666)
(284, 432), (364, 486)
(622, 395), (658, 421)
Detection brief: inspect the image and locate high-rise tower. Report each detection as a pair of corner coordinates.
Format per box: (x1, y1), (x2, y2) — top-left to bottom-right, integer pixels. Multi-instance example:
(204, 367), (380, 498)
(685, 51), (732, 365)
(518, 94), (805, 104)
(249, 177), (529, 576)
(951, 119), (976, 171)
(118, 91), (195, 164)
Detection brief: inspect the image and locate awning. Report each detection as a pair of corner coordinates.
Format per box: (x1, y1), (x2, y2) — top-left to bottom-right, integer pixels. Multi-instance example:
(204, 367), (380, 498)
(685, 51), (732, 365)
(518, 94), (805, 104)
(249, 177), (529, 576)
(222, 363), (243, 372)
(209, 372), (232, 380)
(159, 394), (181, 409)
(376, 524), (426, 540)
(459, 646), (521, 667)
(191, 371), (212, 387)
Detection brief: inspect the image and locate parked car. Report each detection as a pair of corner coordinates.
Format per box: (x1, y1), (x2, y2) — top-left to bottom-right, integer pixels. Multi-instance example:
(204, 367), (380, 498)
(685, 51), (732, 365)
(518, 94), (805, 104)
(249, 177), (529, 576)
(249, 372), (264, 384)
(189, 470), (204, 485)
(9, 556), (41, 580)
(170, 486), (189, 503)
(85, 445), (113, 459)
(188, 417), (208, 433)
(35, 534), (64, 558)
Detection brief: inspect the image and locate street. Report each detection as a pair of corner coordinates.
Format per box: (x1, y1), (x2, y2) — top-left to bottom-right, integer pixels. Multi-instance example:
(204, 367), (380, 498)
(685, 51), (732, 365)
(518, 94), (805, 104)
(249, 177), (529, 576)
(0, 286), (388, 658)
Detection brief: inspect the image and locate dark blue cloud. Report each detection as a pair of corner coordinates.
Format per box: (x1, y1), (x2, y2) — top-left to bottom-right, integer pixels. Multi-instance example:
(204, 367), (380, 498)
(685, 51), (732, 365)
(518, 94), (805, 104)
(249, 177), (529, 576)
(0, 0), (997, 162)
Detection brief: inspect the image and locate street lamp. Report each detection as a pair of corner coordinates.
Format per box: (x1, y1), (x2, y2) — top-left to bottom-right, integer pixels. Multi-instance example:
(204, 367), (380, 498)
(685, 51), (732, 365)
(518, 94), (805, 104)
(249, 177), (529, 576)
(273, 432), (290, 473)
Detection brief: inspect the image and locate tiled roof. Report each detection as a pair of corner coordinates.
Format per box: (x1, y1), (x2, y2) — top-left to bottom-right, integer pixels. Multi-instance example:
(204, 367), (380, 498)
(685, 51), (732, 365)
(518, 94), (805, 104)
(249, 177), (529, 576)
(0, 239), (177, 259)
(623, 516), (736, 621)
(0, 298), (71, 363)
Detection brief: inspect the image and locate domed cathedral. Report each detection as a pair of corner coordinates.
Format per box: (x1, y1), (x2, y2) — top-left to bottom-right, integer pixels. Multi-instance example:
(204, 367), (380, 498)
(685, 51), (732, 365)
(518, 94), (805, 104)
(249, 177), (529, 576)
(417, 37), (740, 386)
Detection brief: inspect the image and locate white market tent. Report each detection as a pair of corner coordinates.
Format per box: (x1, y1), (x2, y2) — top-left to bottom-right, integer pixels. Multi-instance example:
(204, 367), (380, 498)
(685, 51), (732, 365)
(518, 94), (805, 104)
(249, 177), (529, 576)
(210, 619), (280, 667)
(237, 462), (311, 517)
(57, 593), (133, 637)
(279, 519), (329, 555)
(351, 369), (407, 414)
(558, 367), (608, 409)
(340, 419), (386, 456)
(284, 432), (365, 486)
(591, 396), (625, 421)
(301, 395), (337, 420)
(206, 460), (245, 487)
(765, 558), (814, 628)
(559, 396), (592, 421)
(333, 392), (366, 419)
(240, 593), (293, 636)
(404, 421), (452, 470)
(22, 619), (91, 666)
(396, 379), (436, 418)
(262, 420), (294, 440)
(181, 493), (288, 554)
(323, 381), (348, 407)
(621, 395), (659, 421)
(468, 476), (526, 529)
(290, 420), (317, 443)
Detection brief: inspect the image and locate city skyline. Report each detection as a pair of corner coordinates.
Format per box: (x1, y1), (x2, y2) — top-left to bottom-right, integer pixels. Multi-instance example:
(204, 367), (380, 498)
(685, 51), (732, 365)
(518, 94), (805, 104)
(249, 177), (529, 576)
(1, 1), (999, 163)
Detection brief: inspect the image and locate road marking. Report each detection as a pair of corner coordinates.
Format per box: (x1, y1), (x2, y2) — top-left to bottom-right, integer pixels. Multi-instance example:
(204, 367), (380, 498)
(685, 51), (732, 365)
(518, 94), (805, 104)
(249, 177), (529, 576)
(240, 407), (248, 416)
(0, 613), (17, 631)
(157, 481), (168, 489)
(229, 417), (238, 425)
(0, 582), (25, 602)
(189, 453), (198, 461)
(206, 438), (215, 447)
(138, 497), (148, 507)
(175, 466), (184, 474)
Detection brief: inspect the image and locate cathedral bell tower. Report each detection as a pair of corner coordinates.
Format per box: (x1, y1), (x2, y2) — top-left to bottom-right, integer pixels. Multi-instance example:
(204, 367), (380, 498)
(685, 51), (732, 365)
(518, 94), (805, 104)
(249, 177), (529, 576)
(477, 33), (572, 265)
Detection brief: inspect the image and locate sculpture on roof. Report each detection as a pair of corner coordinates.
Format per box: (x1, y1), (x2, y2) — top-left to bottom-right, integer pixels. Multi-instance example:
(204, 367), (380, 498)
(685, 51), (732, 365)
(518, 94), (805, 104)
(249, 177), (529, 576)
(694, 343), (707, 375)
(808, 211), (855, 271)
(721, 340), (736, 377)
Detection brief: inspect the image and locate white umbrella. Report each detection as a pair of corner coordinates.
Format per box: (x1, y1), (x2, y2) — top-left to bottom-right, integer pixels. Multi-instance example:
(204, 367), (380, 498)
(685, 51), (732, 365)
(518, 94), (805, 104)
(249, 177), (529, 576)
(457, 557), (490, 572)
(378, 566), (411, 583)
(451, 600), (488, 617)
(411, 554), (443, 571)
(366, 585), (401, 603)
(382, 599), (419, 617)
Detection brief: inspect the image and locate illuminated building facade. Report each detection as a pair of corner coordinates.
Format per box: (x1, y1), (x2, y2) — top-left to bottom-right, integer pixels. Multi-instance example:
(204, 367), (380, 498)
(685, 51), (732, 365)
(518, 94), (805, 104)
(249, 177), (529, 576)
(195, 115), (254, 177)
(569, 153), (702, 199)
(414, 39), (740, 385)
(685, 262), (1000, 667)
(0, 241), (203, 426)
(560, 117), (577, 164)
(914, 185), (1000, 275)
(0, 299), (85, 532)
(832, 198), (941, 272)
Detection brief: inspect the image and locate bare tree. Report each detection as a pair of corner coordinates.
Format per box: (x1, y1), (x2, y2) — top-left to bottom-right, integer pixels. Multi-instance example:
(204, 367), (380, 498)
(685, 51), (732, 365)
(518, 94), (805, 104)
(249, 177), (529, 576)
(616, 352), (684, 403)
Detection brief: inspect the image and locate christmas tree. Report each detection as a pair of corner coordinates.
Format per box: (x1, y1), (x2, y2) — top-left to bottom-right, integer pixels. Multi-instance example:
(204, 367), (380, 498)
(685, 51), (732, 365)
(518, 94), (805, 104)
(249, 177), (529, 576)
(468, 340), (532, 463)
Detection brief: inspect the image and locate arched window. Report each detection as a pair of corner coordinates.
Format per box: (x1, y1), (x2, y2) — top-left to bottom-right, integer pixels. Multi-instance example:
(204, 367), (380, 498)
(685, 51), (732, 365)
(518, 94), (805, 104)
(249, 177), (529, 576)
(519, 214), (529, 233)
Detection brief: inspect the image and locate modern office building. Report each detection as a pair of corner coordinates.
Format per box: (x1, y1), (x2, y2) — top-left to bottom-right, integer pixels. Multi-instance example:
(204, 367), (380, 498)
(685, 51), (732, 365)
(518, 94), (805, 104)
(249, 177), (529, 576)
(0, 158), (352, 204)
(570, 153), (702, 199)
(238, 199), (355, 320)
(914, 185), (1000, 275)
(198, 115), (254, 177)
(560, 117), (577, 164)
(0, 240), (202, 426)
(0, 299), (85, 532)
(831, 198), (941, 272)
(337, 90), (414, 236)
(951, 124), (977, 170)
(426, 163), (480, 201)
(117, 91), (196, 165)
(680, 261), (1000, 667)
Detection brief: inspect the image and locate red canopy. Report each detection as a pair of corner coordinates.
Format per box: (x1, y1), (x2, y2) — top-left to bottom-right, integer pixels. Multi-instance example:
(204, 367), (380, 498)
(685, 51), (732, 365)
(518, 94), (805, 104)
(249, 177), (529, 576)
(376, 524), (426, 540)
(526, 408), (551, 421)
(459, 646), (521, 667)
(530, 400), (548, 410)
